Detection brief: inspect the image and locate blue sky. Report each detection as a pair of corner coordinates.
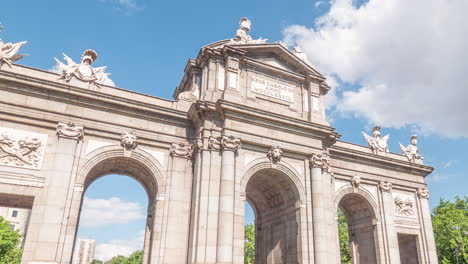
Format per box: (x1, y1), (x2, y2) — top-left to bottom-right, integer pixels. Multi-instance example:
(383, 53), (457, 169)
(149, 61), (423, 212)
(2, 0), (467, 261)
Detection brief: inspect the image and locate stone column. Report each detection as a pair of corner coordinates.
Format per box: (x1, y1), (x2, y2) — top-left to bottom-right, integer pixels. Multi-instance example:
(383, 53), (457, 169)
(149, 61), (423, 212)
(22, 122), (84, 264)
(309, 153), (329, 264)
(379, 181), (401, 264)
(417, 188), (438, 263)
(216, 135), (241, 264)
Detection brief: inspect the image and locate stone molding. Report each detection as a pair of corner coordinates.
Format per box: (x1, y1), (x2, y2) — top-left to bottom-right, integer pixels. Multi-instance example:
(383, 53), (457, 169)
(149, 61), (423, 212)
(220, 135), (241, 152)
(169, 143), (194, 159)
(56, 121), (84, 140)
(267, 146), (282, 164)
(120, 131), (138, 151)
(379, 181), (393, 192)
(417, 187), (430, 199)
(309, 153), (331, 173)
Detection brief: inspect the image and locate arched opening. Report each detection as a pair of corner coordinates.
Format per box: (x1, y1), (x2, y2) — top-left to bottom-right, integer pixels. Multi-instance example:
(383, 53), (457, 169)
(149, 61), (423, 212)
(72, 155), (160, 264)
(245, 168), (301, 264)
(338, 193), (378, 264)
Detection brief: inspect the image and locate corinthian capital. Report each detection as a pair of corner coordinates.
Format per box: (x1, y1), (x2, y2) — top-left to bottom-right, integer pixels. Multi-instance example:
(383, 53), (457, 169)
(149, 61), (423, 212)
(221, 135), (241, 152)
(169, 143), (194, 159)
(309, 153), (331, 173)
(56, 121), (84, 140)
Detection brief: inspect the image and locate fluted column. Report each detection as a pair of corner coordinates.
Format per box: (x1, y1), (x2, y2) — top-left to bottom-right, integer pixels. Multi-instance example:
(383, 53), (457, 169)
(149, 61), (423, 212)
(310, 153), (330, 264)
(379, 181), (401, 264)
(216, 135), (241, 264)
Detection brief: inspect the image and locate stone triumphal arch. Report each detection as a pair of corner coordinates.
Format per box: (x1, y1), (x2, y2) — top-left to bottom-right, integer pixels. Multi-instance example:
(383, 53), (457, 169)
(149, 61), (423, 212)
(0, 18), (438, 264)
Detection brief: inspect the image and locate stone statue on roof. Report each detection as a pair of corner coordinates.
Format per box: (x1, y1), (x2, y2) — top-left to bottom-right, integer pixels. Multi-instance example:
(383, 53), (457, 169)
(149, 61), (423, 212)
(54, 49), (113, 86)
(400, 135), (423, 163)
(231, 18), (267, 45)
(0, 25), (28, 68)
(362, 126), (390, 154)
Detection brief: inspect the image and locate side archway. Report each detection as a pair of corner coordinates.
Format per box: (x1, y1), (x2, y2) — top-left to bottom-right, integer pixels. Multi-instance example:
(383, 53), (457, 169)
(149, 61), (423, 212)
(335, 186), (380, 264)
(240, 158), (305, 264)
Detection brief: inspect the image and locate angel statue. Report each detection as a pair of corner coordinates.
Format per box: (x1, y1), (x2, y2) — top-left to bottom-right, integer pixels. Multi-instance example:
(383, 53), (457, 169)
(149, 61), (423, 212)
(0, 25), (28, 68)
(400, 135), (423, 163)
(362, 126), (390, 154)
(231, 18), (267, 45)
(54, 49), (113, 86)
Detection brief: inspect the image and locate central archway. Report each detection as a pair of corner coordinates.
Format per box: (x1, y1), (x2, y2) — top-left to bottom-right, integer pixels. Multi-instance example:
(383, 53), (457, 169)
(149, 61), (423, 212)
(244, 167), (302, 264)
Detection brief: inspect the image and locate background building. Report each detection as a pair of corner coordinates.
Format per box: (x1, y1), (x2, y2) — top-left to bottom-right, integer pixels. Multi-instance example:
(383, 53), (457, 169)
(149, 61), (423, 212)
(0, 207), (31, 247)
(74, 239), (96, 264)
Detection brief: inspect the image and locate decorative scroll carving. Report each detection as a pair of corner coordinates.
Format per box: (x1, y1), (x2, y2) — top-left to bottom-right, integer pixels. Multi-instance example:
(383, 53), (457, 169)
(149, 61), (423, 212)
(221, 135), (241, 152)
(0, 25), (28, 68)
(417, 188), (430, 199)
(394, 197), (415, 217)
(208, 136), (222, 151)
(379, 181), (393, 192)
(0, 127), (47, 170)
(230, 17), (267, 45)
(310, 153), (331, 173)
(54, 49), (113, 86)
(169, 143), (193, 159)
(362, 126), (390, 154)
(56, 122), (84, 140)
(267, 146), (282, 164)
(351, 175), (361, 189)
(400, 135), (424, 163)
(120, 131), (138, 151)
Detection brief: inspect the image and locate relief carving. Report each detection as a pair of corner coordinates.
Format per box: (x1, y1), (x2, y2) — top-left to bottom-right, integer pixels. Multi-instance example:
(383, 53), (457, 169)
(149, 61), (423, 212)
(310, 153), (332, 173)
(351, 175), (361, 189)
(56, 122), (84, 140)
(267, 146), (282, 164)
(417, 187), (430, 199)
(208, 136), (222, 151)
(394, 197), (415, 217)
(0, 127), (47, 170)
(221, 135), (241, 152)
(379, 181), (393, 192)
(120, 131), (138, 151)
(169, 143), (194, 159)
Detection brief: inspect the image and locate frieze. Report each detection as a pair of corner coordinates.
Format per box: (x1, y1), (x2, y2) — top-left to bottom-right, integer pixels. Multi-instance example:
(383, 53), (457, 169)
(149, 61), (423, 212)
(56, 122), (84, 140)
(0, 127), (48, 170)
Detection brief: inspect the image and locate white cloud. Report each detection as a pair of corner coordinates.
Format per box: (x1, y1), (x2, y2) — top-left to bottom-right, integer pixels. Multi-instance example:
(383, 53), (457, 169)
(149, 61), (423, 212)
(100, 0), (143, 11)
(80, 197), (145, 227)
(427, 174), (449, 183)
(315, 1), (325, 8)
(442, 160), (457, 169)
(94, 232), (144, 261)
(283, 0), (468, 138)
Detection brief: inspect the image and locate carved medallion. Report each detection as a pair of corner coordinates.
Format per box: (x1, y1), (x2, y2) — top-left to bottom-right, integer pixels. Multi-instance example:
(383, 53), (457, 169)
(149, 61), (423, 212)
(267, 146), (282, 163)
(221, 135), (241, 152)
(170, 143), (194, 159)
(0, 127), (48, 170)
(56, 122), (84, 140)
(379, 181), (393, 192)
(120, 131), (138, 151)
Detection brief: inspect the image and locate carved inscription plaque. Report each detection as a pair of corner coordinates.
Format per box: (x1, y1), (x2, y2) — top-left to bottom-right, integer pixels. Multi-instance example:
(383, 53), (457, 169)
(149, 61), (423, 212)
(250, 76), (294, 103)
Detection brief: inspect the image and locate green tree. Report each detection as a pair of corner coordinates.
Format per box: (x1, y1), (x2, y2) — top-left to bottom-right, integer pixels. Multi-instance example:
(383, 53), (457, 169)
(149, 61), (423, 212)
(244, 224), (255, 264)
(104, 255), (127, 264)
(338, 209), (351, 264)
(0, 216), (22, 264)
(432, 196), (468, 264)
(92, 260), (103, 264)
(125, 250), (143, 264)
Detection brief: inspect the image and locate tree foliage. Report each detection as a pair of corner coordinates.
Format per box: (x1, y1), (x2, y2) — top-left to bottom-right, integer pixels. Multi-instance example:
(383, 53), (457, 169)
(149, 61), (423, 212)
(0, 216), (22, 264)
(338, 209), (351, 264)
(244, 224), (255, 264)
(98, 250), (143, 264)
(432, 196), (468, 264)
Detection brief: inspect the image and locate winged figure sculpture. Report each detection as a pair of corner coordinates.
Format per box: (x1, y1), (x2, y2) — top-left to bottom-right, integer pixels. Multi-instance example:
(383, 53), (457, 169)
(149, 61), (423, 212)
(362, 126), (390, 154)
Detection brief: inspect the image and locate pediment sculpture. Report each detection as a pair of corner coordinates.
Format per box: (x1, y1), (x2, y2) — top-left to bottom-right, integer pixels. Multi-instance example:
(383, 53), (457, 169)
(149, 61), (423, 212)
(54, 49), (113, 86)
(362, 126), (390, 154)
(400, 135), (423, 163)
(229, 18), (267, 45)
(0, 25), (28, 68)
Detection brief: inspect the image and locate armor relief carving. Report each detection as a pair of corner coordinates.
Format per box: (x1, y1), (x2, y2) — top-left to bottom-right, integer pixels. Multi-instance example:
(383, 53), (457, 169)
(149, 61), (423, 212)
(393, 193), (416, 218)
(417, 187), (430, 199)
(379, 181), (393, 192)
(0, 127), (48, 170)
(169, 143), (194, 159)
(56, 122), (84, 140)
(267, 146), (282, 164)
